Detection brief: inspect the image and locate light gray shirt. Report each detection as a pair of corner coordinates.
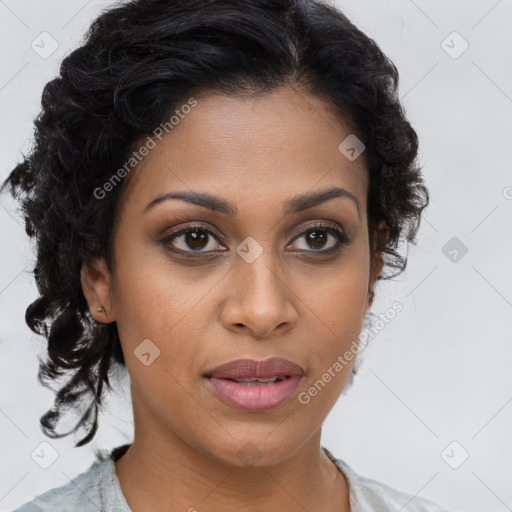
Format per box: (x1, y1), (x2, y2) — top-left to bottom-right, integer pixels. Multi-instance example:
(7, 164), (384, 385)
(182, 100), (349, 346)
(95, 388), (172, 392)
(13, 445), (450, 511)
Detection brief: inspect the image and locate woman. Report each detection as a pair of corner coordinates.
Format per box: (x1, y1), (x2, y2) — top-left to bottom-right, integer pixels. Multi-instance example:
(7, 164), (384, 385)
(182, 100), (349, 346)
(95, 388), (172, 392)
(2, 0), (450, 510)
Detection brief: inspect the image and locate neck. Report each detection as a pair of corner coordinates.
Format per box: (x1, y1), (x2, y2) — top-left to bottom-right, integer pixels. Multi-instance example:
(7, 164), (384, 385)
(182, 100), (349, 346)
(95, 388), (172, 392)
(114, 430), (349, 512)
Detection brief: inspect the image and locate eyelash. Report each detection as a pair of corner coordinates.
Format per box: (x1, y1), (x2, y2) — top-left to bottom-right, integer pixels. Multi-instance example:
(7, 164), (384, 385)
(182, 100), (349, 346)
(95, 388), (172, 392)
(159, 221), (351, 258)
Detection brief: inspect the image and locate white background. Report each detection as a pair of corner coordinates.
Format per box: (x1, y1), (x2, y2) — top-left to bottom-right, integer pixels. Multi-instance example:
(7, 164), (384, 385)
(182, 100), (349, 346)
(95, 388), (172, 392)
(1, 1), (511, 511)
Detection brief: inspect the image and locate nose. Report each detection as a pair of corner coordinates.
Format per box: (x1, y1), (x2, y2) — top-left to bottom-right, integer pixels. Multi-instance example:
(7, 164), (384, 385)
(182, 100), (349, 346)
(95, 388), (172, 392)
(220, 253), (299, 338)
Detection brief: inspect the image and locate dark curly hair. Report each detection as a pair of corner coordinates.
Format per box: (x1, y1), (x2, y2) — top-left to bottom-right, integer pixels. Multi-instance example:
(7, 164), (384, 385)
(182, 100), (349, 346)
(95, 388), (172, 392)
(1, 0), (428, 447)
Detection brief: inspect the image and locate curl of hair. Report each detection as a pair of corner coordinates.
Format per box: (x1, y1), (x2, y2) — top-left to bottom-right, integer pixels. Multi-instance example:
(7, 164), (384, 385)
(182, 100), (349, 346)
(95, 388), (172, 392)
(1, 0), (428, 446)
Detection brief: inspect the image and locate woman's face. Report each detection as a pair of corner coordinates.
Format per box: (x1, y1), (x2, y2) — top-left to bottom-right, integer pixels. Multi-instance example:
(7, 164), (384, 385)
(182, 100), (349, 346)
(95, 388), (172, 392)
(83, 85), (383, 467)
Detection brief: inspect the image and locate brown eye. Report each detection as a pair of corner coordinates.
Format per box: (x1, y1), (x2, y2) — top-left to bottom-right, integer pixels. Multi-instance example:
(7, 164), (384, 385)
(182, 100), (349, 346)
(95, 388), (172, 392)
(304, 229), (329, 249)
(161, 226), (226, 254)
(180, 229), (209, 250)
(288, 223), (350, 253)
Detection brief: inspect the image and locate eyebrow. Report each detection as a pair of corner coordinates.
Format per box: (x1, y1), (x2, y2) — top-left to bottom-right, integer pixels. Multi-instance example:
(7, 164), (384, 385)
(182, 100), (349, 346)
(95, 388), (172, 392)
(143, 186), (360, 219)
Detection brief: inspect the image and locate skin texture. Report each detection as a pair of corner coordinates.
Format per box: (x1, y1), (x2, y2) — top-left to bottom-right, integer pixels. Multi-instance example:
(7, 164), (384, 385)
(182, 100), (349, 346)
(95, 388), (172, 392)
(80, 85), (385, 512)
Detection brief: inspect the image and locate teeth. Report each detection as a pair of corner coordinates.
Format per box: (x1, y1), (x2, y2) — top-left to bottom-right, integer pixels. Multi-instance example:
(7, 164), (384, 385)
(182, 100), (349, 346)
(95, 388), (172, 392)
(234, 377), (283, 384)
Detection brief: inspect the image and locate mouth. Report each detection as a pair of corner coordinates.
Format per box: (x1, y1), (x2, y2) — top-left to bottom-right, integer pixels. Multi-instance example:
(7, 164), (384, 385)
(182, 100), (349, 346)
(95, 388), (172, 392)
(203, 357), (304, 412)
(204, 356), (305, 380)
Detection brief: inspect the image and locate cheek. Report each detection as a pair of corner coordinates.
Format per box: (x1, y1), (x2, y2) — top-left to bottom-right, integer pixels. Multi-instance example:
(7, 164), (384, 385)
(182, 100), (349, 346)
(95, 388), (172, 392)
(299, 254), (369, 404)
(296, 299), (363, 424)
(306, 246), (369, 341)
(110, 247), (220, 395)
(111, 243), (208, 340)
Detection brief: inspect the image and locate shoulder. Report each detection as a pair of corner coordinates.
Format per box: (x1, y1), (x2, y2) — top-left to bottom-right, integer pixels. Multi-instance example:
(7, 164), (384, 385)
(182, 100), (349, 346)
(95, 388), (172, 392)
(325, 449), (451, 512)
(12, 460), (106, 511)
(12, 449), (130, 512)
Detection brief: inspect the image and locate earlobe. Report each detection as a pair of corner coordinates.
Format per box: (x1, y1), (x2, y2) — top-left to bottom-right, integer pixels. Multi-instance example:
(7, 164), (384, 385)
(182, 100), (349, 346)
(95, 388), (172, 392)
(80, 258), (115, 323)
(371, 249), (385, 284)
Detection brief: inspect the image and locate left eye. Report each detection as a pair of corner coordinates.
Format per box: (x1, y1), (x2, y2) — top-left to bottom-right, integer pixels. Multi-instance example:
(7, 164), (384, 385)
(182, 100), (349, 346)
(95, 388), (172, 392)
(288, 224), (348, 252)
(161, 223), (348, 255)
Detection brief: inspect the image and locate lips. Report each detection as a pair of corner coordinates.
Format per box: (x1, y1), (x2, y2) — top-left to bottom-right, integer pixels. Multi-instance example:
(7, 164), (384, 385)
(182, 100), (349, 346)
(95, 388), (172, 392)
(205, 357), (305, 380)
(204, 357), (304, 412)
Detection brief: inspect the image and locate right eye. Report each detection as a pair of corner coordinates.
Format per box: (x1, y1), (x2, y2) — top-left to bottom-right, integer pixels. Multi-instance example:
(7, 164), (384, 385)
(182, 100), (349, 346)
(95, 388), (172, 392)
(160, 225), (227, 256)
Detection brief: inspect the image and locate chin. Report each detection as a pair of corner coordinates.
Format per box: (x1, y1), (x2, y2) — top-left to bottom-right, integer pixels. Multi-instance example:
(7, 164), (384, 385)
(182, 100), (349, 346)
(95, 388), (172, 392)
(202, 432), (303, 469)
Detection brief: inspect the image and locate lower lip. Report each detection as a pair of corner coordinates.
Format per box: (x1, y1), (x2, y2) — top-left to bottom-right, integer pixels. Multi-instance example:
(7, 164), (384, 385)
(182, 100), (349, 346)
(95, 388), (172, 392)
(206, 376), (302, 412)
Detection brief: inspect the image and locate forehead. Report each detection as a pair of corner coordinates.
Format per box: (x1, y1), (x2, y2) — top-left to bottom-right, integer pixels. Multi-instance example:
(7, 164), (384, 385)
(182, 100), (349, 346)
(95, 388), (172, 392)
(117, 86), (368, 217)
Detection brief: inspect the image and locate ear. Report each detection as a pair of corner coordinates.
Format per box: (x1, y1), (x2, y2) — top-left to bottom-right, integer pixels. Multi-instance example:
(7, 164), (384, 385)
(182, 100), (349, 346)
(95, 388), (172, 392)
(80, 257), (115, 323)
(366, 221), (389, 311)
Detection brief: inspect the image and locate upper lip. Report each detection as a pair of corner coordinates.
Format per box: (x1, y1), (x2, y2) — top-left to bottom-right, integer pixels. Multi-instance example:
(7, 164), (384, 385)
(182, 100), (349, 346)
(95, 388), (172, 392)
(206, 357), (305, 380)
